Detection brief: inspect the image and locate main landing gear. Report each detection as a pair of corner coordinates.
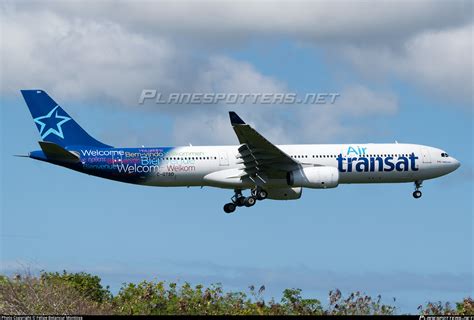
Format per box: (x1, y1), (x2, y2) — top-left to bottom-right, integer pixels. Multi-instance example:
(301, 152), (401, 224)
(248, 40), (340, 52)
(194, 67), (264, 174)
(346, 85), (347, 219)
(412, 180), (423, 199)
(223, 188), (268, 213)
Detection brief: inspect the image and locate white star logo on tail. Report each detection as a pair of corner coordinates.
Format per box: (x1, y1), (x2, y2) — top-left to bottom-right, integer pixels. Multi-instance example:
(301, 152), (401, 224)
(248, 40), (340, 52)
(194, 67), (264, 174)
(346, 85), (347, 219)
(33, 105), (72, 139)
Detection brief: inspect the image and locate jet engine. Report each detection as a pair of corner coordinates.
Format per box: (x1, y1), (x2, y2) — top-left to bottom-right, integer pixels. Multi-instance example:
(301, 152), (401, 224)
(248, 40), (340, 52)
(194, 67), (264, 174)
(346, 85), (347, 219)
(287, 166), (339, 188)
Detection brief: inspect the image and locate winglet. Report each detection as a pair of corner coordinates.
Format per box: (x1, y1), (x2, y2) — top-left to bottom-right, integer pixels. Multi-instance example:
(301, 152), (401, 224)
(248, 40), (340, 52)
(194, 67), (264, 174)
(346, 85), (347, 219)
(229, 111), (246, 125)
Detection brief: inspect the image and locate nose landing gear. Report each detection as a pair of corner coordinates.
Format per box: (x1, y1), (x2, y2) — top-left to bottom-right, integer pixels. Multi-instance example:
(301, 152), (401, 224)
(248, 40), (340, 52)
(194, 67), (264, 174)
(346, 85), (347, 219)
(223, 188), (267, 213)
(413, 190), (422, 198)
(412, 180), (423, 199)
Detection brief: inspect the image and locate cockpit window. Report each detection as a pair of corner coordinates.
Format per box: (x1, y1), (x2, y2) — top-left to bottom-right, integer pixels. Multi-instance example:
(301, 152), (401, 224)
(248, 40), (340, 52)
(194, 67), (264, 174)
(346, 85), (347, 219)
(441, 153), (449, 157)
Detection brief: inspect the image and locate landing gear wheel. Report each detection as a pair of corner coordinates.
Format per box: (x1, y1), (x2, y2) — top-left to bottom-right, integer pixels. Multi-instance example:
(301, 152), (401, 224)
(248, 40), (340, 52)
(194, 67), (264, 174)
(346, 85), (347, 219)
(256, 189), (268, 200)
(413, 190), (422, 199)
(223, 203), (236, 213)
(413, 180), (423, 199)
(244, 196), (257, 207)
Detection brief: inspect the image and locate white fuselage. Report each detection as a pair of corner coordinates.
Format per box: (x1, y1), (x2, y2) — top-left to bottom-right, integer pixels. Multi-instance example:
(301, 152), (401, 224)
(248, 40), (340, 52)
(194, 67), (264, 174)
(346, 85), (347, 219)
(129, 143), (459, 189)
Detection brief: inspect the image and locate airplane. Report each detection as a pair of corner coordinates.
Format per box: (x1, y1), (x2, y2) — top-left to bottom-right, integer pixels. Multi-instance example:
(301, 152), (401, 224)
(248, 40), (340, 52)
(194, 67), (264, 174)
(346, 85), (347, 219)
(20, 90), (461, 213)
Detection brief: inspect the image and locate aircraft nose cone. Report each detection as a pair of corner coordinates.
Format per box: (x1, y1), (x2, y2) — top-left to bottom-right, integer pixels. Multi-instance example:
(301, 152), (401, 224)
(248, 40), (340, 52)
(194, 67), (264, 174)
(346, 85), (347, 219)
(453, 158), (461, 170)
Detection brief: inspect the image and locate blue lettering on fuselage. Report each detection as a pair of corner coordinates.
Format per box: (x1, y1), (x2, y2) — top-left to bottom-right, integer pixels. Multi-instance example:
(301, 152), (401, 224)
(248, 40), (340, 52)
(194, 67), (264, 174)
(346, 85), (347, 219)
(337, 153), (418, 173)
(346, 146), (367, 156)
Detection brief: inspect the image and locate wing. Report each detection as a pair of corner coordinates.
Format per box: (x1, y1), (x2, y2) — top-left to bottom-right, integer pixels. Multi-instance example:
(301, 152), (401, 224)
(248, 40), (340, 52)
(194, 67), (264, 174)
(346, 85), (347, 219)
(229, 111), (300, 184)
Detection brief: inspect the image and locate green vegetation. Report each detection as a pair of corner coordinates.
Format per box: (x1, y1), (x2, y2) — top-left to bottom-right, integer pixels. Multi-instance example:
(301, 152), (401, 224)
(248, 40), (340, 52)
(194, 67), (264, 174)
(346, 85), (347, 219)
(0, 271), (472, 315)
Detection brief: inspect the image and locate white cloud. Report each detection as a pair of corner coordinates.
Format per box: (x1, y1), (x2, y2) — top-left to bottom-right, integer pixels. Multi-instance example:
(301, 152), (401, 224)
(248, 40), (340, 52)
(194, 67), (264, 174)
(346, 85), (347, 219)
(334, 85), (398, 116)
(193, 56), (285, 93)
(2, 1), (471, 106)
(399, 25), (473, 103)
(1, 9), (178, 105)
(0, 6), (287, 107)
(0, 0), (469, 145)
(293, 85), (398, 143)
(337, 24), (473, 104)
(14, 0), (472, 46)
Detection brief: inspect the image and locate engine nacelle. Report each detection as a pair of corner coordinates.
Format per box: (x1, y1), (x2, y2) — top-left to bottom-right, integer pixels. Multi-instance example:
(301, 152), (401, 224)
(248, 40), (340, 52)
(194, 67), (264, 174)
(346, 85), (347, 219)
(266, 187), (302, 200)
(287, 166), (339, 189)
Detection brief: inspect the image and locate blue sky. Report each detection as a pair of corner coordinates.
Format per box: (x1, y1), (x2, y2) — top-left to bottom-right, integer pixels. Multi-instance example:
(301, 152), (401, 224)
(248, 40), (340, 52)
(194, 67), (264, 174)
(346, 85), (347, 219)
(1, 0), (472, 313)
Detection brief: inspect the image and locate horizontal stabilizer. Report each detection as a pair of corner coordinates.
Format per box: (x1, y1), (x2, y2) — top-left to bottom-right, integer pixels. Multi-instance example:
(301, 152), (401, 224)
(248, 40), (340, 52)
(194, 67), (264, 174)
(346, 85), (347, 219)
(38, 141), (80, 163)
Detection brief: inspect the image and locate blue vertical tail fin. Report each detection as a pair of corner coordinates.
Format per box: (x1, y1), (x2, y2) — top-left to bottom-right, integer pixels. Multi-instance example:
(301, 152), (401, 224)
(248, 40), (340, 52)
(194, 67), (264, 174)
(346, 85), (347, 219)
(21, 90), (112, 148)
